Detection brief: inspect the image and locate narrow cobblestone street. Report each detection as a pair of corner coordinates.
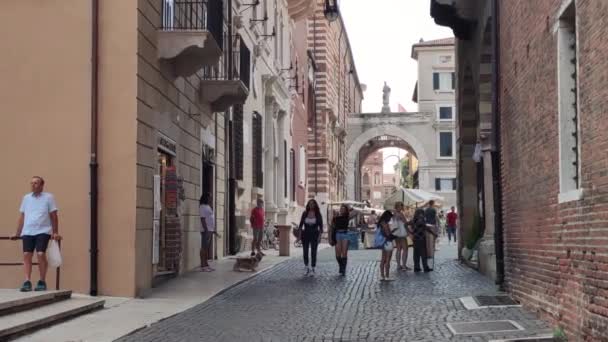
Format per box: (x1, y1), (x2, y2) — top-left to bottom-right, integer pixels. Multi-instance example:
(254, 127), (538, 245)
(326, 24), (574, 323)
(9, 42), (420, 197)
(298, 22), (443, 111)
(117, 241), (551, 342)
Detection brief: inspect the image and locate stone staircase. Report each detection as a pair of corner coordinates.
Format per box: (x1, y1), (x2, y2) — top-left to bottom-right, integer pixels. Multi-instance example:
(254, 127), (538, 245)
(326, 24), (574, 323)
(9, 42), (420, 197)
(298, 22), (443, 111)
(0, 289), (104, 341)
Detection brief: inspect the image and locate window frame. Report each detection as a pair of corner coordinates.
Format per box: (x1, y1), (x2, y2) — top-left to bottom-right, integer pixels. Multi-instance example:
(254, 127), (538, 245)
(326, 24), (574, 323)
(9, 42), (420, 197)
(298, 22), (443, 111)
(437, 130), (455, 159)
(436, 104), (455, 121)
(434, 177), (457, 192)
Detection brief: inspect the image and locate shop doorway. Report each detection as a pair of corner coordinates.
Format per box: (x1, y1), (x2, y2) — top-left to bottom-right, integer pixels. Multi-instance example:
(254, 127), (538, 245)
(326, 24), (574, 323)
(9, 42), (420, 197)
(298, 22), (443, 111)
(202, 146), (216, 259)
(154, 149), (179, 276)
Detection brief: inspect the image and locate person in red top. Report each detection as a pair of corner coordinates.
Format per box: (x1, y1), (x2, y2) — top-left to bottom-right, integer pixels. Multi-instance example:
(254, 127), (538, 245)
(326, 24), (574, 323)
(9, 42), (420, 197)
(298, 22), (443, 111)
(446, 206), (458, 243)
(250, 199), (265, 256)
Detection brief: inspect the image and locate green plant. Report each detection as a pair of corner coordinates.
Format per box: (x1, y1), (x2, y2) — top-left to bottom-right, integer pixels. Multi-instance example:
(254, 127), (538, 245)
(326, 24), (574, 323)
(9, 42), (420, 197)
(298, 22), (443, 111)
(465, 211), (482, 250)
(553, 326), (567, 341)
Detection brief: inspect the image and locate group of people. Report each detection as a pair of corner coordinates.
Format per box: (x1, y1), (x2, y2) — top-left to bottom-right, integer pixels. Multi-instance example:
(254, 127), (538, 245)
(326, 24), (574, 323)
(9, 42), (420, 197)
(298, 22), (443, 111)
(200, 194), (458, 282)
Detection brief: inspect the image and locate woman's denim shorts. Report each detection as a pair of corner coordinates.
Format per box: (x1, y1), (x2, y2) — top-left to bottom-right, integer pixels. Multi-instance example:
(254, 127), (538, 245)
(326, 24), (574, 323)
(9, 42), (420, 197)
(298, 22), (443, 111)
(335, 231), (349, 241)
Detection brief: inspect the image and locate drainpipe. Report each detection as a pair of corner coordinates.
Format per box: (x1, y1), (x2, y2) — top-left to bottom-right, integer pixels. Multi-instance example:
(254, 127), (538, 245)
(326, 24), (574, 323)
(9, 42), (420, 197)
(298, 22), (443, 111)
(226, 0), (237, 255)
(312, 14), (318, 196)
(90, 0), (100, 296)
(491, 0), (505, 288)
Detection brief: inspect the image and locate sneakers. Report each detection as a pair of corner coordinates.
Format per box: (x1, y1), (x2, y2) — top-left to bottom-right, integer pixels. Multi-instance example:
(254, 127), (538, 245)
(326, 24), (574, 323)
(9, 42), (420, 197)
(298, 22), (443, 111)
(34, 280), (47, 291)
(201, 266), (214, 272)
(20, 280), (32, 292)
(305, 267), (311, 277)
(311, 268), (316, 277)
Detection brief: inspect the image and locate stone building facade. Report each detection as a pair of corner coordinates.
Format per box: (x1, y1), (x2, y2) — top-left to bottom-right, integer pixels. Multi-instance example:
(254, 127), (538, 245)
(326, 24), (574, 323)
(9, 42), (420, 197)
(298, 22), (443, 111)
(231, 0), (295, 244)
(0, 0), (251, 296)
(307, 1), (363, 223)
(411, 38), (458, 209)
(433, 0), (608, 339)
(360, 151), (385, 208)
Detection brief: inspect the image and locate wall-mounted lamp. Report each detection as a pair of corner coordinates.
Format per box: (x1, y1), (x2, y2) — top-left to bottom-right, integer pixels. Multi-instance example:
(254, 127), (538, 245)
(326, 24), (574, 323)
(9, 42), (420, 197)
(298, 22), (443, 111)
(324, 0), (339, 22)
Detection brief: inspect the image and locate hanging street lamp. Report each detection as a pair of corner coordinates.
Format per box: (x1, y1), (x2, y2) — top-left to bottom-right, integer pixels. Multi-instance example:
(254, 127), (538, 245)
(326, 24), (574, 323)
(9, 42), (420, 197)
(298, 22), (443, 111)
(324, 0), (339, 22)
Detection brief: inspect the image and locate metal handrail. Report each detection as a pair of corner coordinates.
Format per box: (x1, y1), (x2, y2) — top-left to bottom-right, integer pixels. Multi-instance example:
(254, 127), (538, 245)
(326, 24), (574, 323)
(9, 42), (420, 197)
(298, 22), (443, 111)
(0, 236), (61, 290)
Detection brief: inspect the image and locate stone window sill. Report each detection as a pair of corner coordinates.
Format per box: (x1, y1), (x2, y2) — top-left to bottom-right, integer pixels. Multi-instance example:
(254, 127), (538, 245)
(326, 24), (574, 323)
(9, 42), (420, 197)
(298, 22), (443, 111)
(558, 188), (583, 204)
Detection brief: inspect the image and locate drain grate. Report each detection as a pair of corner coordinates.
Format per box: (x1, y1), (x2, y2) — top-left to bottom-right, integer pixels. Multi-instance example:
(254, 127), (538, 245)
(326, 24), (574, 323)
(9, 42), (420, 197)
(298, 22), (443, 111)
(474, 295), (519, 306)
(447, 320), (524, 335)
(489, 336), (555, 342)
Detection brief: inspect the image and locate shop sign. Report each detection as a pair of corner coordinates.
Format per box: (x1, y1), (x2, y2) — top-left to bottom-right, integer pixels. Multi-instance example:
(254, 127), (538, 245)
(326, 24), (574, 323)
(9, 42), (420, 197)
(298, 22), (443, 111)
(158, 133), (177, 156)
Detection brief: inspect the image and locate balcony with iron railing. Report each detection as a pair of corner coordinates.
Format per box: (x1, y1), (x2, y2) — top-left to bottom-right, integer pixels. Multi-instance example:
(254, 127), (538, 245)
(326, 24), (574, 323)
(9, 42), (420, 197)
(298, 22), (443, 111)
(157, 0), (224, 77)
(200, 36), (251, 111)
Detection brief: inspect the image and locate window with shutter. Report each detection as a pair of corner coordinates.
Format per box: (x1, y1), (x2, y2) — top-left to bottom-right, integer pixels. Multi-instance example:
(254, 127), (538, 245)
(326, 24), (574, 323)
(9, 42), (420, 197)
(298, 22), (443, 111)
(451, 72), (455, 89)
(284, 140), (288, 198)
(252, 112), (263, 188)
(234, 104), (244, 180)
(290, 149), (296, 201)
(435, 178), (441, 191)
(433, 73), (439, 90)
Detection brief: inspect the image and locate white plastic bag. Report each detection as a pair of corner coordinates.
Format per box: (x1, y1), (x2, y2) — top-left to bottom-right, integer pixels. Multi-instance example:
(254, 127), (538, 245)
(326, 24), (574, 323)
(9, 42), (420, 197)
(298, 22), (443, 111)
(47, 240), (62, 268)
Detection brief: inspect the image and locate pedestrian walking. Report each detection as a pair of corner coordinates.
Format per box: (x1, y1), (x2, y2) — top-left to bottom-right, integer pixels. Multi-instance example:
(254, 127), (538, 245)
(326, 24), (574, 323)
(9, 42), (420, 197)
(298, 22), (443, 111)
(446, 206), (458, 243)
(250, 198), (265, 256)
(438, 210), (446, 236)
(392, 202), (411, 271)
(199, 193), (217, 272)
(331, 204), (353, 276)
(298, 199), (323, 276)
(411, 208), (433, 273)
(377, 210), (395, 281)
(12, 176), (60, 292)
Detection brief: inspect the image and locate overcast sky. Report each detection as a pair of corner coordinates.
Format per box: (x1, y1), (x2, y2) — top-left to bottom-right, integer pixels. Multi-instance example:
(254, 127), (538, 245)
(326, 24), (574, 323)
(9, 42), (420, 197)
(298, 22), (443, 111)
(340, 0), (453, 113)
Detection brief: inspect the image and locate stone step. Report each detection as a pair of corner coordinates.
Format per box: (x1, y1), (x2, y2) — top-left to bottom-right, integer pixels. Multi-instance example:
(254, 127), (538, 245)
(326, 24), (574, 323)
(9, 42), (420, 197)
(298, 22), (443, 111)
(0, 290), (72, 317)
(0, 297), (105, 341)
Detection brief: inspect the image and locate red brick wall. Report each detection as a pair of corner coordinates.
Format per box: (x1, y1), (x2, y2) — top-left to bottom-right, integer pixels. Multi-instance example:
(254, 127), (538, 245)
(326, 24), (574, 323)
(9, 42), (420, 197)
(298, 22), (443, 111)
(499, 1), (608, 340)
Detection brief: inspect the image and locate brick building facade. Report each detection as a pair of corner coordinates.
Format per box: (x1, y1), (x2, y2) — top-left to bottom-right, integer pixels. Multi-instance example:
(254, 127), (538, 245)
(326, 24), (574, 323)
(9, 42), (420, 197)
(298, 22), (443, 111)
(434, 0), (608, 339)
(307, 1), (363, 221)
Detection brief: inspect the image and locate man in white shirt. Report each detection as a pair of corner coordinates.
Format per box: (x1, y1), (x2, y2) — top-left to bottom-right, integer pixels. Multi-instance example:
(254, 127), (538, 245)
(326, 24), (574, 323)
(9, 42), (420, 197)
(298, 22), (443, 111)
(12, 176), (59, 292)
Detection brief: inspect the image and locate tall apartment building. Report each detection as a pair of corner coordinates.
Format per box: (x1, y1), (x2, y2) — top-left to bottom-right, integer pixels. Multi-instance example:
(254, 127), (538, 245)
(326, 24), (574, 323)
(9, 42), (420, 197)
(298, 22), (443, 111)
(289, 0), (318, 221)
(433, 0), (608, 339)
(308, 1), (363, 220)
(411, 38), (458, 209)
(0, 0), (251, 297)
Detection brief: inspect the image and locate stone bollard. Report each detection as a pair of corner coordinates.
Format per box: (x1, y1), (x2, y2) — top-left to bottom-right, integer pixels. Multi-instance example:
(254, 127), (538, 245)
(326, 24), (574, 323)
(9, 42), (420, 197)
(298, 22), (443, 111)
(275, 225), (291, 257)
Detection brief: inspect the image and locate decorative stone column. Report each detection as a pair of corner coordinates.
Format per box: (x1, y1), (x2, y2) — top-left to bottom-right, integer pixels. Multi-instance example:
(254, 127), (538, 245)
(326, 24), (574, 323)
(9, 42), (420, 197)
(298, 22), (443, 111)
(478, 142), (497, 281)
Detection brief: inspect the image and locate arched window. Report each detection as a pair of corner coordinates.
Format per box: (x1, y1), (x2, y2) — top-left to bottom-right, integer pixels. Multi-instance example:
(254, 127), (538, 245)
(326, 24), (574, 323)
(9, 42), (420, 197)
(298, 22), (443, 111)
(363, 173), (370, 185)
(374, 172), (380, 185)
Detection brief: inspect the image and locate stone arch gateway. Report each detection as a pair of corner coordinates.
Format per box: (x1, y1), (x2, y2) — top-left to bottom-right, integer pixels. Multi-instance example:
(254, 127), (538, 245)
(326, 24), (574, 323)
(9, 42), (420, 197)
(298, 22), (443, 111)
(345, 112), (438, 201)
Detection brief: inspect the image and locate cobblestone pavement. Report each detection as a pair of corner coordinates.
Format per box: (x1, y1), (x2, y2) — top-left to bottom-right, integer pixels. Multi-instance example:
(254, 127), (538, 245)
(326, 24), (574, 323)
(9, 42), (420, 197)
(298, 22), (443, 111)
(117, 240), (551, 342)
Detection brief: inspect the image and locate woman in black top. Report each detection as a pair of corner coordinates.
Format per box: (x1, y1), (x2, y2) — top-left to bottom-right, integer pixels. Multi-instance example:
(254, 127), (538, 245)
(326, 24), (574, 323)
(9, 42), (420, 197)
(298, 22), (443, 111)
(331, 204), (352, 276)
(298, 199), (324, 276)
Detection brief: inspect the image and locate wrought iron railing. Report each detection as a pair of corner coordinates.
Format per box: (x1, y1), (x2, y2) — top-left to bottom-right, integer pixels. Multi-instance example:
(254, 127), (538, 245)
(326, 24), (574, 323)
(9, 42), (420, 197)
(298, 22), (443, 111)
(161, 0), (224, 49)
(0, 236), (61, 290)
(202, 34), (251, 89)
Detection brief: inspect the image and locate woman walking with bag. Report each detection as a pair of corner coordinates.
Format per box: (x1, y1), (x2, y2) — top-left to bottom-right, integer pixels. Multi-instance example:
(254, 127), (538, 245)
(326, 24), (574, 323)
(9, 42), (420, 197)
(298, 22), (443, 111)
(392, 202), (410, 271)
(298, 199), (323, 276)
(376, 210), (395, 281)
(331, 204), (353, 276)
